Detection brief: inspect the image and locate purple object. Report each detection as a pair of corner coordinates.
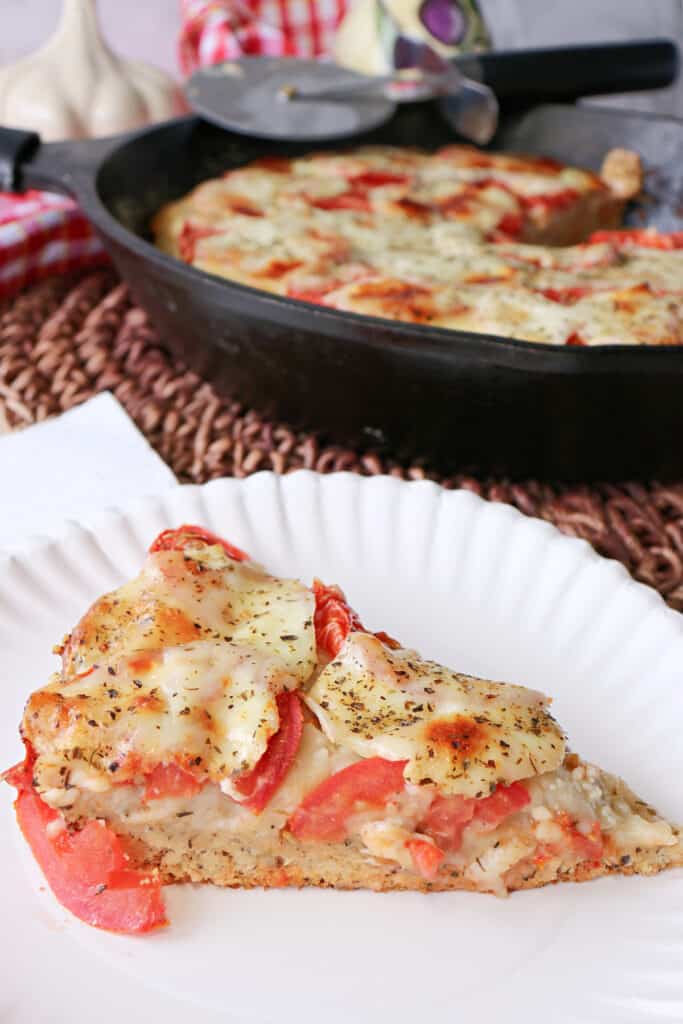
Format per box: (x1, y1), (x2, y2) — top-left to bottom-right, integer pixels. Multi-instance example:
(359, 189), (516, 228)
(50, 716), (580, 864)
(419, 0), (466, 45)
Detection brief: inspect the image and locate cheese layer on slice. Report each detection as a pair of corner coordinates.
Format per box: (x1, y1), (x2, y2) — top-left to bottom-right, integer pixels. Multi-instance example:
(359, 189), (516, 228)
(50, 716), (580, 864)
(61, 546), (316, 686)
(306, 632), (565, 798)
(25, 639), (301, 799)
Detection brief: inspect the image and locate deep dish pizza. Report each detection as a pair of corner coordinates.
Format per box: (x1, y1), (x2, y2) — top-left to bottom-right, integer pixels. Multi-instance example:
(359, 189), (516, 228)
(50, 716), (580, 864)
(153, 144), (683, 347)
(4, 525), (682, 934)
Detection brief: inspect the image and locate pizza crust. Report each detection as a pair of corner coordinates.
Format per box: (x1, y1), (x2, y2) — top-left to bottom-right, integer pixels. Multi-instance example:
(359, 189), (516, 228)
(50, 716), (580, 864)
(59, 756), (683, 897)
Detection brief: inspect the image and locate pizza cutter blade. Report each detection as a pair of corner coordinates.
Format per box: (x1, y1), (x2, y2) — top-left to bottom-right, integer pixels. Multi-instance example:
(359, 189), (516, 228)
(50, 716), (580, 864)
(185, 57), (396, 142)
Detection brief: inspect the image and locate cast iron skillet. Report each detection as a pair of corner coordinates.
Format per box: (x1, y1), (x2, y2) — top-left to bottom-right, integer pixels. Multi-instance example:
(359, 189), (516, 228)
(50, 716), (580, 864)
(1, 101), (683, 482)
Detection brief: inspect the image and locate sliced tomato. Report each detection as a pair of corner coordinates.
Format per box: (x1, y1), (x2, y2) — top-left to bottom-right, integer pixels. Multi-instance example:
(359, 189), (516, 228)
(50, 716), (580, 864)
(566, 332), (587, 347)
(406, 837), (445, 880)
(556, 813), (604, 864)
(143, 762), (204, 802)
(539, 286), (592, 304)
(222, 195), (263, 217)
(589, 228), (683, 250)
(7, 768), (166, 934)
(351, 171), (410, 188)
(492, 212), (523, 238)
(252, 258), (302, 279)
(178, 222), (216, 262)
(149, 524), (248, 562)
(286, 286), (334, 305)
(312, 579), (400, 659)
(472, 780), (530, 830)
(421, 781), (530, 852)
(420, 793), (475, 851)
(312, 579), (364, 659)
(288, 757), (408, 842)
(308, 191), (371, 212)
(232, 691), (304, 813)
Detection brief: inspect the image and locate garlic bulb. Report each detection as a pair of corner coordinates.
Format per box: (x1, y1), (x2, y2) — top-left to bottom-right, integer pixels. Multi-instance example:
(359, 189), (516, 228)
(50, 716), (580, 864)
(0, 0), (186, 141)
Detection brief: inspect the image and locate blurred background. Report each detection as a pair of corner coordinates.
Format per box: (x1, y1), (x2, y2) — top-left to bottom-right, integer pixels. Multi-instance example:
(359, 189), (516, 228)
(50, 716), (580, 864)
(2, 0), (682, 114)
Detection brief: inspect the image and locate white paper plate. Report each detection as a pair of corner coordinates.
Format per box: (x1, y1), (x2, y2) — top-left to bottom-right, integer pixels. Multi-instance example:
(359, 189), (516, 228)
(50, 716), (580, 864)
(2, 472), (683, 1024)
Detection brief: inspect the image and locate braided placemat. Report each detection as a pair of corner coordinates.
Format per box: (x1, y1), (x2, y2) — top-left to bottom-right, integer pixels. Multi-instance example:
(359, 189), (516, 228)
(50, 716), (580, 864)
(2, 268), (683, 612)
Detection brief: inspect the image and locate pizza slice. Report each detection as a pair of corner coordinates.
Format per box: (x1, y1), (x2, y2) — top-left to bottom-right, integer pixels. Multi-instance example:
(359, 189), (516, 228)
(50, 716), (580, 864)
(4, 527), (682, 935)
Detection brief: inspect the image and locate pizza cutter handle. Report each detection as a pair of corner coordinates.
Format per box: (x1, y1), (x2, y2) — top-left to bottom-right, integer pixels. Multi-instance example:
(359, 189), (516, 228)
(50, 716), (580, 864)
(457, 38), (679, 104)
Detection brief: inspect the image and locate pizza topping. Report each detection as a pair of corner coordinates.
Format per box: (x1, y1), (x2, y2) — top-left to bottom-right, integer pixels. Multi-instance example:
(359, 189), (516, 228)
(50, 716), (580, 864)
(589, 228), (683, 251)
(154, 143), (683, 348)
(231, 691), (304, 813)
(7, 755), (166, 934)
(149, 524), (248, 562)
(313, 579), (400, 661)
(143, 762), (204, 802)
(288, 757), (408, 841)
(61, 540), (315, 678)
(26, 639), (307, 800)
(178, 222), (217, 262)
(308, 632), (565, 798)
(405, 836), (445, 880)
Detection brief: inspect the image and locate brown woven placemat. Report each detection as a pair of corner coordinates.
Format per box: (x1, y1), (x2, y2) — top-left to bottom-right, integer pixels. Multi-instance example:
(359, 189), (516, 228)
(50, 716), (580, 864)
(2, 268), (683, 611)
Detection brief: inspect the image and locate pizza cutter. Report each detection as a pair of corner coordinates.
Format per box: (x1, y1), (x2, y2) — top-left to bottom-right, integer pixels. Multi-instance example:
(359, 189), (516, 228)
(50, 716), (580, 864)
(185, 55), (498, 145)
(185, 39), (679, 146)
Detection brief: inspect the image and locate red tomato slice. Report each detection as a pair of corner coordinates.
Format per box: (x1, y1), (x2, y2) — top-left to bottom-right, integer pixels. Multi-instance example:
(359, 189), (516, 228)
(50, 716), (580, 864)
(566, 332), (587, 347)
(405, 837), (445, 880)
(312, 579), (364, 659)
(492, 212), (523, 239)
(472, 780), (530, 830)
(351, 171), (410, 188)
(6, 762), (166, 934)
(149, 524), (248, 562)
(312, 579), (401, 659)
(143, 763), (204, 802)
(421, 781), (530, 852)
(556, 813), (604, 864)
(252, 258), (302, 279)
(232, 691), (304, 813)
(539, 286), (591, 304)
(589, 228), (683, 250)
(288, 757), (408, 842)
(178, 222), (216, 262)
(420, 794), (476, 851)
(286, 286), (336, 305)
(308, 191), (371, 212)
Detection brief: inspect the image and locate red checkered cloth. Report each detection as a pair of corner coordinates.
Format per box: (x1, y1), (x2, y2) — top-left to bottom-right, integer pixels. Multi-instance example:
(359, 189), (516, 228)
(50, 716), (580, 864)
(0, 1), (348, 299)
(178, 0), (349, 73)
(0, 191), (108, 300)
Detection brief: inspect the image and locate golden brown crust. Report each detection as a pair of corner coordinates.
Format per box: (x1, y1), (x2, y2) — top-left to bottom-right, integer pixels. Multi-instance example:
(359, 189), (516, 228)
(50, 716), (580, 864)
(62, 755), (683, 898)
(600, 147), (644, 201)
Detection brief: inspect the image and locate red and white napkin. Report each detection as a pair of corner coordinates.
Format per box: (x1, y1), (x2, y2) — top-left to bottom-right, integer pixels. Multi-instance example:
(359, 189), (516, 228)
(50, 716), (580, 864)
(179, 0), (349, 70)
(0, 1), (350, 300)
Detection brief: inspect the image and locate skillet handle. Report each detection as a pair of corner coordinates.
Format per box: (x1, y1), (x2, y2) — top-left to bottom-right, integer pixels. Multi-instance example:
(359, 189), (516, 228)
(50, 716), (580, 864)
(457, 39), (679, 103)
(0, 127), (41, 191)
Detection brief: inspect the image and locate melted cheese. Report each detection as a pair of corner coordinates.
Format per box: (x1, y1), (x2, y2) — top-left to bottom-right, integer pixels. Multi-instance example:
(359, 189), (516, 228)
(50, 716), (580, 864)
(28, 638), (299, 794)
(154, 143), (682, 347)
(306, 632), (565, 798)
(62, 546), (316, 685)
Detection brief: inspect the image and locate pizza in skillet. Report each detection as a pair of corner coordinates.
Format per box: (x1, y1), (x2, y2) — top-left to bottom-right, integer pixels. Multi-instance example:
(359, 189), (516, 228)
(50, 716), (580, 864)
(4, 526), (682, 934)
(152, 143), (683, 346)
